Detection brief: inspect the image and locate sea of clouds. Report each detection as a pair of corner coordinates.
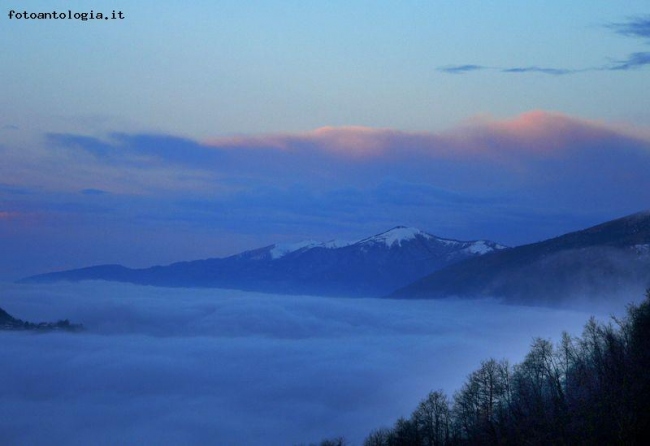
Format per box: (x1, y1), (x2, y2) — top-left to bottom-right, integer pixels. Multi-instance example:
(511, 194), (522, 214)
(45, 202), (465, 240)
(0, 281), (621, 445)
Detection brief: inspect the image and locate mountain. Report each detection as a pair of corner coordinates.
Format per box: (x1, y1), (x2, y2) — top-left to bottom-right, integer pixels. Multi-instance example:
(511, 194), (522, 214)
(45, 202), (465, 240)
(391, 211), (650, 305)
(0, 306), (83, 332)
(20, 227), (506, 297)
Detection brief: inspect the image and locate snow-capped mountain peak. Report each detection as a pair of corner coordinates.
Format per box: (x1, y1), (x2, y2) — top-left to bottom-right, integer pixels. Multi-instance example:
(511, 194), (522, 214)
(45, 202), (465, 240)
(21, 223), (509, 296)
(357, 226), (433, 248)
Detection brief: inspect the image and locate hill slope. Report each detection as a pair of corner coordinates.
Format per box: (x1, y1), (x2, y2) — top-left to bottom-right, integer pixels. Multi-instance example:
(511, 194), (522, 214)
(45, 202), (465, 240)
(391, 211), (650, 304)
(0, 306), (83, 331)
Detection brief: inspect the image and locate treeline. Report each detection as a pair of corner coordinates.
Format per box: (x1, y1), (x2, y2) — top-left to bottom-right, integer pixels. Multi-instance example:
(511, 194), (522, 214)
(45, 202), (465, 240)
(0, 306), (83, 332)
(362, 290), (650, 446)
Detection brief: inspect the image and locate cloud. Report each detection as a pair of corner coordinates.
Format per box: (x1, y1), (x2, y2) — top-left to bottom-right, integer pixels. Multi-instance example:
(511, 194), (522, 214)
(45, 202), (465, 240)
(452, 111), (634, 152)
(3, 111), (650, 280)
(80, 188), (109, 196)
(501, 66), (574, 75)
(0, 281), (607, 445)
(438, 64), (487, 74)
(0, 211), (24, 221)
(47, 133), (224, 169)
(45, 111), (650, 173)
(214, 111), (648, 160)
(439, 15), (650, 76)
(609, 51), (650, 70)
(0, 183), (30, 196)
(609, 15), (650, 40)
(48, 133), (116, 159)
(438, 66), (576, 76)
(209, 125), (402, 160)
(439, 61), (647, 75)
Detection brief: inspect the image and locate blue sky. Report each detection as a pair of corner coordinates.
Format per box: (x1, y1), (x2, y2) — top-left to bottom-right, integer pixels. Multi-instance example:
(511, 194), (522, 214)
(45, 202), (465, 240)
(1, 1), (650, 279)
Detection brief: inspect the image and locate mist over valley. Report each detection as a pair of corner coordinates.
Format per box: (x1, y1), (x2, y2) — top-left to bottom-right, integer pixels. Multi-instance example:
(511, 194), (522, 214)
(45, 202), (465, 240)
(0, 281), (615, 445)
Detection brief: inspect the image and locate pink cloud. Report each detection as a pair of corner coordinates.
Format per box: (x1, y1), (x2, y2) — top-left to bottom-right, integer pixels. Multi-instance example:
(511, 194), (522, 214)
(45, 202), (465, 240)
(207, 126), (406, 159)
(451, 111), (631, 156)
(3, 111), (650, 280)
(0, 211), (23, 221)
(0, 211), (44, 227)
(205, 111), (649, 164)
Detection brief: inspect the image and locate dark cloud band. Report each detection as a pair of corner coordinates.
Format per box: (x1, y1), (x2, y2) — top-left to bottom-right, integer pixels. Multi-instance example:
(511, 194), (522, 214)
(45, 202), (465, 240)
(440, 15), (650, 75)
(609, 15), (650, 39)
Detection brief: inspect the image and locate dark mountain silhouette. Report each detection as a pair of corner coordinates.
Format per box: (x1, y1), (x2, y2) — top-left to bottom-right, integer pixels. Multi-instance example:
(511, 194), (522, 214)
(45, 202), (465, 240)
(0, 306), (83, 332)
(20, 227), (505, 297)
(391, 211), (650, 304)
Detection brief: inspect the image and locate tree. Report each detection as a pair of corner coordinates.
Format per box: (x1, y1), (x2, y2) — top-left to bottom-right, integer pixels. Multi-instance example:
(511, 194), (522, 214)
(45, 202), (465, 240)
(452, 358), (511, 445)
(364, 428), (392, 446)
(412, 390), (450, 446)
(390, 417), (421, 446)
(357, 291), (650, 446)
(509, 338), (568, 443)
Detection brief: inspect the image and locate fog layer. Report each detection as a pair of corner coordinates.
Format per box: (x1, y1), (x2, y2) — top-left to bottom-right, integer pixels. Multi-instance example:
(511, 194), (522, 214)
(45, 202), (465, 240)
(0, 282), (613, 445)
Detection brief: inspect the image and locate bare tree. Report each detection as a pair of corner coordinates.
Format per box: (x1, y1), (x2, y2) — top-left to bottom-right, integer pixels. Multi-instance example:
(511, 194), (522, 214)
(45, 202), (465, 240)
(412, 390), (450, 446)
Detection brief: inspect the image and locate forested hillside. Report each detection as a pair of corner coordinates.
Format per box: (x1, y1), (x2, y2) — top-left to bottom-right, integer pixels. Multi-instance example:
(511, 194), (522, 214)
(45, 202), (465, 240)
(0, 306), (82, 332)
(361, 290), (650, 445)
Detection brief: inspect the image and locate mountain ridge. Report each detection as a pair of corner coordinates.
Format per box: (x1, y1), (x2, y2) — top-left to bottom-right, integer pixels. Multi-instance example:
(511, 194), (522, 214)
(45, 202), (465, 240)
(20, 226), (506, 297)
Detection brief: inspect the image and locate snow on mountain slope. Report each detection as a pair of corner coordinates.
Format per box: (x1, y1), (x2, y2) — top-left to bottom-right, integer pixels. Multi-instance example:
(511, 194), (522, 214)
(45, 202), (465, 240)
(269, 239), (355, 259)
(356, 226), (436, 248)
(267, 229), (505, 258)
(270, 240), (322, 259)
(321, 239), (354, 249)
(463, 240), (508, 255)
(353, 226), (506, 254)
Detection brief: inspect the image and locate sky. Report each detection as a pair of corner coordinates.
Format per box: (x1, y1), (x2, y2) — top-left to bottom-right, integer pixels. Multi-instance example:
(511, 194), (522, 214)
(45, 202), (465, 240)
(2, 1), (650, 279)
(0, 281), (612, 445)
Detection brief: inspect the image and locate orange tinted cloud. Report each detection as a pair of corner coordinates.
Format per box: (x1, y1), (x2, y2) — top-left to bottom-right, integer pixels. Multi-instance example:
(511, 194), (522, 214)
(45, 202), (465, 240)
(206, 111), (649, 163)
(456, 111), (625, 156)
(207, 125), (405, 159)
